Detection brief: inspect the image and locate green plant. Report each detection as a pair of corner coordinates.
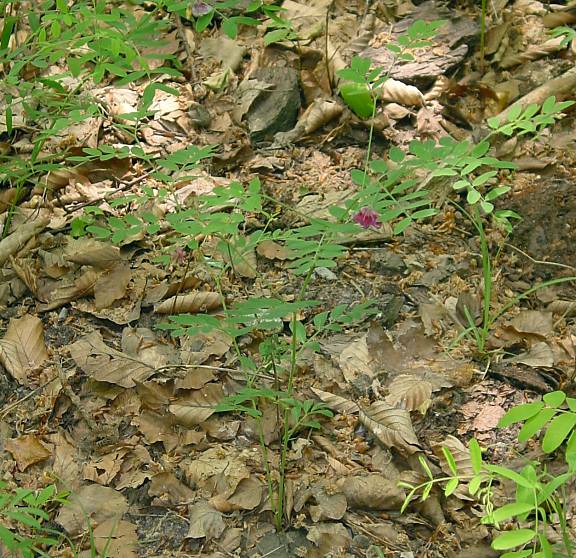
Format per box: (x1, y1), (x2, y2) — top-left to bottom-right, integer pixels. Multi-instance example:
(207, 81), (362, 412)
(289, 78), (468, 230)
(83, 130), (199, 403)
(0, 0), (183, 235)
(0, 481), (69, 557)
(340, 50), (574, 357)
(400, 390), (576, 557)
(163, 0), (296, 45)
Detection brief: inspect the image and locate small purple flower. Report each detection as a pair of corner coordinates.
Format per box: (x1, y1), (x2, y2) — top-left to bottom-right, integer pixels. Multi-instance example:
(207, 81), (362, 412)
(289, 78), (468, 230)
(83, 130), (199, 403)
(353, 207), (381, 229)
(191, 2), (212, 17)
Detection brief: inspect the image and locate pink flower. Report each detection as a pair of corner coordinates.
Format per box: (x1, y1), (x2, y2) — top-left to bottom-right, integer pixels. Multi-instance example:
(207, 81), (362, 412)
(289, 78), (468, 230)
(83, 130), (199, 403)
(191, 2), (212, 17)
(353, 207), (381, 229)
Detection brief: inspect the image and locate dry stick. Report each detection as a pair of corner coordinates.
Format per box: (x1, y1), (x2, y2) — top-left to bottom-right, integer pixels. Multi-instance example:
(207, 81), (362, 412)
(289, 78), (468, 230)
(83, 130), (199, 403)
(174, 12), (197, 83)
(505, 242), (576, 272)
(496, 66), (576, 121)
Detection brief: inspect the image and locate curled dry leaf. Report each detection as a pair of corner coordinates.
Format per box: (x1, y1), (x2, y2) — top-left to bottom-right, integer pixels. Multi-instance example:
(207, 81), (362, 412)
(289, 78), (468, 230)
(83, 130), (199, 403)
(0, 217), (49, 267)
(336, 474), (405, 511)
(379, 79), (424, 107)
(154, 291), (222, 314)
(547, 300), (576, 317)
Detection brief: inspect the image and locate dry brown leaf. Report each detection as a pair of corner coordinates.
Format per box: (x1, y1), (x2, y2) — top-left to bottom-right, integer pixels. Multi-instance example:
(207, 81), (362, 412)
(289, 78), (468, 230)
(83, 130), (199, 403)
(385, 374), (433, 414)
(69, 330), (155, 388)
(94, 263), (132, 309)
(168, 383), (224, 427)
(154, 291), (222, 314)
(56, 484), (128, 537)
(186, 500), (225, 540)
(379, 79), (424, 106)
(92, 519), (138, 558)
(0, 314), (49, 385)
(360, 401), (421, 455)
(5, 434), (51, 471)
(336, 474), (405, 511)
(256, 240), (295, 260)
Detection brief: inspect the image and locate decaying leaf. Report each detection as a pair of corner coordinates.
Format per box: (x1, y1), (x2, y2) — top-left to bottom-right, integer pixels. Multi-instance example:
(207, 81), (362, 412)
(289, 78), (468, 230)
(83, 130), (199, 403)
(379, 79), (424, 106)
(359, 402), (421, 455)
(57, 484), (128, 537)
(69, 330), (156, 388)
(186, 500), (225, 540)
(0, 314), (49, 385)
(5, 434), (51, 471)
(168, 382), (224, 426)
(154, 291), (222, 314)
(336, 474), (405, 511)
(385, 374), (434, 414)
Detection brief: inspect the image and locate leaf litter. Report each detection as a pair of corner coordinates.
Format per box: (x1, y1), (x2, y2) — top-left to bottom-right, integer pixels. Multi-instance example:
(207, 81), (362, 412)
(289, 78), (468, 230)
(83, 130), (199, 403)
(1, 0), (576, 556)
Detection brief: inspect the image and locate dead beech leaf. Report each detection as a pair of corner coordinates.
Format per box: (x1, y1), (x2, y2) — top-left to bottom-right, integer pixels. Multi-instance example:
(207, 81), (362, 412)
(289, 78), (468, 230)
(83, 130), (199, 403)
(94, 263), (132, 309)
(311, 387), (360, 415)
(0, 217), (49, 266)
(69, 330), (155, 388)
(186, 500), (225, 540)
(360, 401), (421, 455)
(509, 341), (554, 368)
(379, 79), (424, 106)
(336, 474), (405, 511)
(210, 476), (262, 512)
(169, 383), (224, 427)
(64, 238), (123, 269)
(5, 434), (51, 471)
(509, 310), (554, 338)
(0, 314), (49, 385)
(256, 239), (295, 260)
(93, 519), (138, 558)
(154, 291), (222, 314)
(385, 374), (433, 414)
(339, 335), (379, 382)
(57, 484), (128, 537)
(37, 268), (102, 312)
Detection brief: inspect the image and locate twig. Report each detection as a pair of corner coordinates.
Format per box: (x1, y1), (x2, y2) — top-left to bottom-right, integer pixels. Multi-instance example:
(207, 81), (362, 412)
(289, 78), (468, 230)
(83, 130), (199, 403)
(505, 242), (576, 271)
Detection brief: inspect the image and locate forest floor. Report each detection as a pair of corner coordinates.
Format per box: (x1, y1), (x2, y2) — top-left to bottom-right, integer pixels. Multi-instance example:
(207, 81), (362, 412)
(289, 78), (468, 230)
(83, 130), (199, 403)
(1, 0), (576, 557)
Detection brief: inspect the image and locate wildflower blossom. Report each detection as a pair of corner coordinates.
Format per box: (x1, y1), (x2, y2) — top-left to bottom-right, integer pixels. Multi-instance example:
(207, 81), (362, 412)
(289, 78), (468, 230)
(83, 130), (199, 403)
(353, 207), (381, 229)
(191, 2), (212, 17)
